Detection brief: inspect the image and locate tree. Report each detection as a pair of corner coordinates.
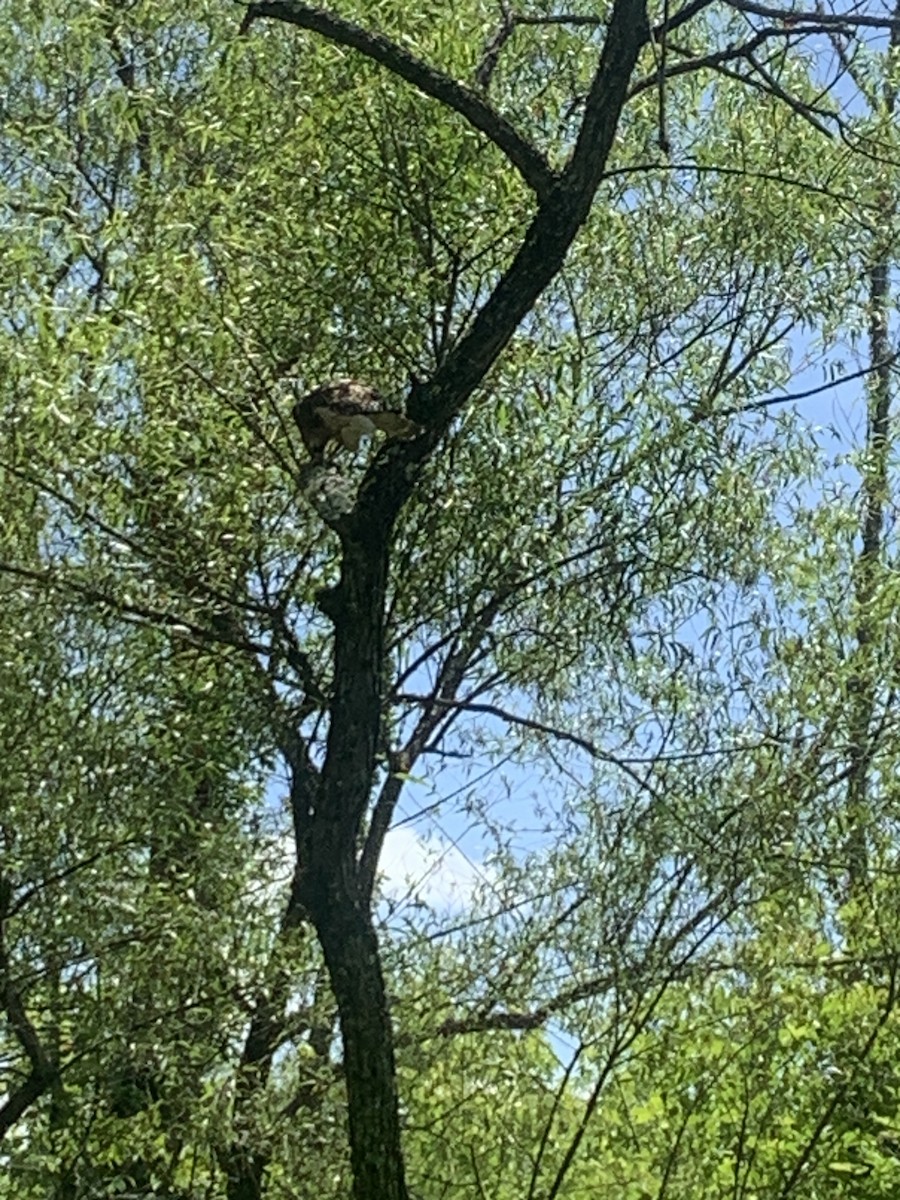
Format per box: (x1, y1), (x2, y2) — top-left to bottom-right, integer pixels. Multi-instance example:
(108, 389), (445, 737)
(5, 1), (900, 1198)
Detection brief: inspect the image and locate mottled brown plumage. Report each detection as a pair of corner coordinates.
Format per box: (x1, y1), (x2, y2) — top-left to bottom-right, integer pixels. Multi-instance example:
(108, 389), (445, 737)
(292, 379), (420, 460)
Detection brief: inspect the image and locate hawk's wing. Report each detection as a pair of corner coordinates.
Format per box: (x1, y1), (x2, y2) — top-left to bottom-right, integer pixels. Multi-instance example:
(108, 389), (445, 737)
(292, 380), (421, 456)
(369, 410), (421, 439)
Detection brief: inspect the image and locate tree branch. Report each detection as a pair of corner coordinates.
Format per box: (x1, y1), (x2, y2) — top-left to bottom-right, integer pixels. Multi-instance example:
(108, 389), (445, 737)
(0, 560), (264, 658)
(359, 591), (509, 901)
(725, 0), (900, 29)
(251, 5), (648, 1198)
(474, 0), (718, 90)
(240, 1), (556, 198)
(353, 0), (650, 533)
(0, 877), (59, 1140)
(392, 692), (663, 801)
(0, 1071), (55, 1140)
(699, 353), (900, 419)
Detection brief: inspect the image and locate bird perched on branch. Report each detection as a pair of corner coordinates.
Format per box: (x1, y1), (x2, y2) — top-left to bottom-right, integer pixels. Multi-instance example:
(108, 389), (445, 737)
(292, 379), (421, 461)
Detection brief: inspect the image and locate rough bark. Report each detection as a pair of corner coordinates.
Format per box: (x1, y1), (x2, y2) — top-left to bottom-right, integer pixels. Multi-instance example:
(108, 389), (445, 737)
(293, 536), (404, 1197)
(312, 879), (405, 1200)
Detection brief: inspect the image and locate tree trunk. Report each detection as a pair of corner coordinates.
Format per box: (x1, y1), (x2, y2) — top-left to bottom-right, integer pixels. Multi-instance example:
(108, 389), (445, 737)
(312, 879), (407, 1200)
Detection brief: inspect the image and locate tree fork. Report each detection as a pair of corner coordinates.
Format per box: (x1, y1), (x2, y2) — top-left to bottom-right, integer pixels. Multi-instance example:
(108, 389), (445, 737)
(276, 3), (651, 1198)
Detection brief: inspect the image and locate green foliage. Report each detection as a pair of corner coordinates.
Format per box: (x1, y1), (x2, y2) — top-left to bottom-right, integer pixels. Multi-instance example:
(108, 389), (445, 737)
(5, 1), (900, 1198)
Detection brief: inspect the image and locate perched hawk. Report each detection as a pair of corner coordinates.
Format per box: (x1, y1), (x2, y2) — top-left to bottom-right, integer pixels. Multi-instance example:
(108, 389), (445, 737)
(292, 379), (420, 460)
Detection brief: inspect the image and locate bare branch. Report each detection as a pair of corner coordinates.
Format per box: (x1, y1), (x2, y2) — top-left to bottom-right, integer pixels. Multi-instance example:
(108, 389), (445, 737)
(359, 592), (508, 900)
(475, 2), (514, 91)
(474, 0), (718, 89)
(698, 353), (900, 419)
(627, 28), (834, 112)
(393, 692), (663, 802)
(746, 50), (836, 136)
(725, 0), (900, 29)
(396, 692), (600, 757)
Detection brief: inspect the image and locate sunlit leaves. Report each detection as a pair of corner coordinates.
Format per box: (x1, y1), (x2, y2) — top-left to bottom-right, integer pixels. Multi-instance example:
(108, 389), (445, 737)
(6, 0), (900, 1197)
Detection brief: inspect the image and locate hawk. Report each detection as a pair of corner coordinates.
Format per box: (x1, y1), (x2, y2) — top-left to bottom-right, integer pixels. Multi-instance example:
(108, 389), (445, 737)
(292, 379), (420, 460)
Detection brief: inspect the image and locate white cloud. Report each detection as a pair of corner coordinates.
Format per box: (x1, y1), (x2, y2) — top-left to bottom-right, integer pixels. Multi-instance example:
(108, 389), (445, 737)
(259, 813), (494, 917)
(378, 824), (492, 913)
